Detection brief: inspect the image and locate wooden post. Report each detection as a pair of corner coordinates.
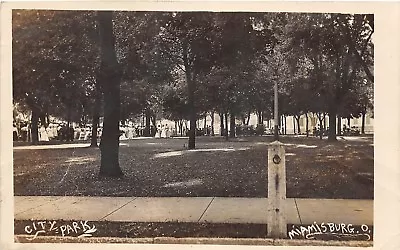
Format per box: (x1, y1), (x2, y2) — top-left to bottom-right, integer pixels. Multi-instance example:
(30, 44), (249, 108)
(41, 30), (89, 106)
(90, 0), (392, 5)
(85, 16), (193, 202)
(267, 141), (286, 238)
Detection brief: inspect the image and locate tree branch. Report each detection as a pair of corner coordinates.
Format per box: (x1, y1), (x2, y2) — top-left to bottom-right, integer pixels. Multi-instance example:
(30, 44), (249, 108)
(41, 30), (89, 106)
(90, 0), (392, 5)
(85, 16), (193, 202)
(341, 17), (374, 83)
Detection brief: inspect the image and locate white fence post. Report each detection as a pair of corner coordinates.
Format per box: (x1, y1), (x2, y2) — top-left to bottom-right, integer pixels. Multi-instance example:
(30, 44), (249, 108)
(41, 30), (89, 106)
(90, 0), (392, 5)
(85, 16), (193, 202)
(267, 141), (287, 238)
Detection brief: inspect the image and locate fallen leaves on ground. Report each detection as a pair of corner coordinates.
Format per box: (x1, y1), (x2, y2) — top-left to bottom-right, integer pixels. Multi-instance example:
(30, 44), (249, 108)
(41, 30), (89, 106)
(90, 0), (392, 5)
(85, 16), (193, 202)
(13, 136), (373, 199)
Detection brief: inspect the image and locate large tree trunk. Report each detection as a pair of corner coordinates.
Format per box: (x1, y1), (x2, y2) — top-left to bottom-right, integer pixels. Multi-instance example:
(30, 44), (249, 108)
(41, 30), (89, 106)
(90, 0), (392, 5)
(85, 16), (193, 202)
(211, 111), (215, 136)
(98, 11), (123, 177)
(305, 113), (309, 137)
(90, 83), (102, 147)
(229, 112), (236, 138)
(31, 108), (39, 145)
(328, 107), (338, 142)
(182, 40), (196, 149)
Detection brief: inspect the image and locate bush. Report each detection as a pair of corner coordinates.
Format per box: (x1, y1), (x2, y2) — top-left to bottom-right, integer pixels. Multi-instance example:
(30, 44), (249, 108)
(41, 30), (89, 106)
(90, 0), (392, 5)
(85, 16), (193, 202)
(255, 124), (266, 135)
(236, 125), (256, 136)
(196, 128), (205, 136)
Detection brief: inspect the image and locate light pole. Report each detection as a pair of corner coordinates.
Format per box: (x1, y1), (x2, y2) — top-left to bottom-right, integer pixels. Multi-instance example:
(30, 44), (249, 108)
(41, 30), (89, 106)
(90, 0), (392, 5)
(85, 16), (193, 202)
(274, 80), (279, 141)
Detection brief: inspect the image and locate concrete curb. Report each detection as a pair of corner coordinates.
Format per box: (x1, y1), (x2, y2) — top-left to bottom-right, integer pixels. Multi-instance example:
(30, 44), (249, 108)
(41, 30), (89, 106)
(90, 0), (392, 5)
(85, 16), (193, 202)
(14, 235), (373, 247)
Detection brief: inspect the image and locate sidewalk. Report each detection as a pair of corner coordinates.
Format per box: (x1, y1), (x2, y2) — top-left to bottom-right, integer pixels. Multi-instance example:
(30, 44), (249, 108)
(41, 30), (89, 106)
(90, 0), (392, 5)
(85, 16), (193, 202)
(14, 196), (373, 225)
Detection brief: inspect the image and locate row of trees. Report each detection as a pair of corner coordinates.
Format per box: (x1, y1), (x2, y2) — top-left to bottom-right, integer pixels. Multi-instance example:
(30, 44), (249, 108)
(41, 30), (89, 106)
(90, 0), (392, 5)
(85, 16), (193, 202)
(13, 11), (374, 177)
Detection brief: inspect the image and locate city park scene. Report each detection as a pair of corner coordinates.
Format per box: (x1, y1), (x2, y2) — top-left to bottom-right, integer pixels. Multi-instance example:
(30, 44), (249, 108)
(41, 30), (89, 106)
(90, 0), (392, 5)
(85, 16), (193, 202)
(12, 10), (374, 244)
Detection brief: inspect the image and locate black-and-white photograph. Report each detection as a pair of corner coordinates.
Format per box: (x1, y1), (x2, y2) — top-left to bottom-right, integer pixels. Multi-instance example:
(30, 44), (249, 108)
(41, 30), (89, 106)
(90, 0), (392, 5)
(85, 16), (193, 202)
(1, 1), (398, 248)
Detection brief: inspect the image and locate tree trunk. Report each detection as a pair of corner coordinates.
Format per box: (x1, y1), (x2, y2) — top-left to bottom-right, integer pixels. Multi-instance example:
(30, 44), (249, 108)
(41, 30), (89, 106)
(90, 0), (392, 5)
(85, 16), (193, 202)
(337, 116), (342, 136)
(144, 108), (151, 137)
(361, 112), (366, 134)
(257, 110), (262, 125)
(46, 113), (50, 127)
(328, 107), (338, 142)
(323, 115), (326, 131)
(298, 116), (301, 135)
(31, 108), (39, 145)
(292, 116), (296, 134)
(318, 115), (323, 140)
(151, 115), (156, 127)
(347, 117), (351, 127)
(204, 113), (207, 131)
(219, 112), (224, 136)
(90, 83), (102, 147)
(211, 111), (215, 136)
(275, 114), (280, 139)
(230, 112), (236, 138)
(261, 112), (264, 124)
(246, 112), (251, 126)
(182, 40), (196, 149)
(305, 113), (309, 137)
(187, 93), (196, 149)
(181, 121), (184, 136)
(67, 109), (72, 141)
(295, 115), (301, 135)
(40, 114), (46, 128)
(284, 115), (287, 135)
(225, 112), (229, 141)
(98, 11), (123, 177)
(174, 121), (177, 137)
(91, 112), (100, 147)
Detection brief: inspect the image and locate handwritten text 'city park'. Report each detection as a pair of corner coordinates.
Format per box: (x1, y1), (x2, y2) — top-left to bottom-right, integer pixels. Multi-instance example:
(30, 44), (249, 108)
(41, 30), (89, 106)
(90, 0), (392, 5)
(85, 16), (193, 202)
(288, 222), (372, 240)
(24, 220), (97, 240)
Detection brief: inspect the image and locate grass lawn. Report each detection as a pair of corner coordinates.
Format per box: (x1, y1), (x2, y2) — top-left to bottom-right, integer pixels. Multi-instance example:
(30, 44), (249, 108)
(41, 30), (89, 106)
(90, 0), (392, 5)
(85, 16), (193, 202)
(13, 135), (374, 199)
